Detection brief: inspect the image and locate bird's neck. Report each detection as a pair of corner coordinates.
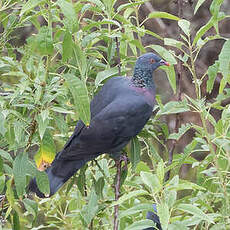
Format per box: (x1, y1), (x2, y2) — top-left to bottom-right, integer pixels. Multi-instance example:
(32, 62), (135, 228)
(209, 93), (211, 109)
(131, 67), (154, 89)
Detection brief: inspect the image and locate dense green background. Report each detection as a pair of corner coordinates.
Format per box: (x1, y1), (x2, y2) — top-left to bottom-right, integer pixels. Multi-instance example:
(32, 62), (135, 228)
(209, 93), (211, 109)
(0, 0), (230, 229)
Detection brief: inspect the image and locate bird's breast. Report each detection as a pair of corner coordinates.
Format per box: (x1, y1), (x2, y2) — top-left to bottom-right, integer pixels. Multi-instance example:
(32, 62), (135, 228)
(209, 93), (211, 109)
(131, 86), (155, 106)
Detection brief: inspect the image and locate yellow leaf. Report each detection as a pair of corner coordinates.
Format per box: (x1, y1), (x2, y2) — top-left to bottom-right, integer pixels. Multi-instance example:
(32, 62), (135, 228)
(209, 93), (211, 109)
(34, 130), (56, 171)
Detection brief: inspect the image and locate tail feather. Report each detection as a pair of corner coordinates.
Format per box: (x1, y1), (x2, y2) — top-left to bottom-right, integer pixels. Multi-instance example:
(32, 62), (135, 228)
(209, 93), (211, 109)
(29, 154), (99, 197)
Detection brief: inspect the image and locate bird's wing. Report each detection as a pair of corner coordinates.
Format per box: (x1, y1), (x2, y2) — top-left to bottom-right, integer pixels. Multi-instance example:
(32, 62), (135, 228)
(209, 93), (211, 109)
(58, 95), (153, 160)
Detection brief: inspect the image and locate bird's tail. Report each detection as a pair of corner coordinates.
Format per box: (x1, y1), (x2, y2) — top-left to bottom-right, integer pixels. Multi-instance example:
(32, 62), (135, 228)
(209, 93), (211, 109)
(28, 153), (97, 197)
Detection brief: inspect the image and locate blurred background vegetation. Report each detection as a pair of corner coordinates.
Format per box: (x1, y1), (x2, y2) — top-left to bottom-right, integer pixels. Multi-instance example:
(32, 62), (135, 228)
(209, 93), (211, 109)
(0, 0), (230, 229)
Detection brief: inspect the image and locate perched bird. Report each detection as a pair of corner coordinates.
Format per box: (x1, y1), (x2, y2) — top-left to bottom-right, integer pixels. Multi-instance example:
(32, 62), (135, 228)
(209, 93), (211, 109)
(29, 53), (169, 197)
(144, 204), (162, 230)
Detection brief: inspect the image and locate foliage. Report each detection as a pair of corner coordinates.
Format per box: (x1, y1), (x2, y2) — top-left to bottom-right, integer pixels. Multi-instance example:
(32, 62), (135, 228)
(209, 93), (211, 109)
(0, 0), (230, 229)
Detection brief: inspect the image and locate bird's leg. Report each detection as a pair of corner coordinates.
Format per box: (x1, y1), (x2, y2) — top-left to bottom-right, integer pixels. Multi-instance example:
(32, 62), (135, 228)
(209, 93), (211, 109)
(113, 154), (129, 230)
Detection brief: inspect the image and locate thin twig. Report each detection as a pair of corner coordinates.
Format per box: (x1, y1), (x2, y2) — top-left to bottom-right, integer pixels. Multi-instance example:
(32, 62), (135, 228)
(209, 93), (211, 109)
(94, 159), (110, 184)
(114, 158), (121, 230)
(115, 37), (121, 76)
(25, 113), (37, 152)
(165, 0), (183, 182)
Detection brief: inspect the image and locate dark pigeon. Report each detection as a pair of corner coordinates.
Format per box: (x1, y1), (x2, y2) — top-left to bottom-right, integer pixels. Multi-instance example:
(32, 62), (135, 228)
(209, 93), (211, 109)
(29, 53), (169, 197)
(144, 204), (162, 230)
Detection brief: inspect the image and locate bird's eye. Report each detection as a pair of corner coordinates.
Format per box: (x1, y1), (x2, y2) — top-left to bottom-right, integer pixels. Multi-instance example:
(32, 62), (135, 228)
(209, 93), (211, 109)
(150, 59), (155, 63)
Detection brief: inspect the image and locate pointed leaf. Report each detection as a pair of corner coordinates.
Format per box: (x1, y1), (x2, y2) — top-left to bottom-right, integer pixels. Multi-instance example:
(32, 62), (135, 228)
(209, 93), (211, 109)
(13, 153), (28, 197)
(168, 123), (192, 140)
(112, 190), (148, 206)
(35, 171), (50, 196)
(120, 203), (153, 219)
(0, 149), (13, 163)
(177, 204), (214, 223)
(218, 39), (230, 86)
(207, 61), (219, 93)
(178, 19), (190, 36)
(158, 202), (170, 230)
(125, 220), (155, 230)
(57, 0), (78, 32)
(95, 67), (119, 88)
(130, 137), (141, 172)
(140, 171), (161, 193)
(194, 0), (207, 14)
(34, 130), (56, 171)
(161, 65), (176, 94)
(148, 12), (180, 21)
(64, 73), (91, 125)
(20, 0), (44, 16)
(62, 30), (73, 62)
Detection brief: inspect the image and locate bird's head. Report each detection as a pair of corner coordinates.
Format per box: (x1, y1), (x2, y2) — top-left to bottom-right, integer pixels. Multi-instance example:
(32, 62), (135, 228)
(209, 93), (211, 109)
(135, 53), (170, 72)
(132, 53), (169, 88)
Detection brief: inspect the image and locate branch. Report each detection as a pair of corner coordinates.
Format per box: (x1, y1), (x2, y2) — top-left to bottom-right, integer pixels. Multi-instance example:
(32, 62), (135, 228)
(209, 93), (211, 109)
(115, 37), (121, 76)
(113, 158), (121, 230)
(165, 0), (184, 182)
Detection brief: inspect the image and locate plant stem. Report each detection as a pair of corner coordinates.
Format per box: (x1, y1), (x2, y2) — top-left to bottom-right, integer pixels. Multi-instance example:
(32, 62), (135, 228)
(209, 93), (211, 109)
(188, 36), (200, 99)
(115, 37), (121, 76)
(114, 159), (121, 230)
(165, 0), (183, 182)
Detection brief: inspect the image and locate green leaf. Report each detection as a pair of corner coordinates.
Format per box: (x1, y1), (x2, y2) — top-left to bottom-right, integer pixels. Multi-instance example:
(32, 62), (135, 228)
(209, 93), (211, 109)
(0, 112), (7, 136)
(177, 204), (214, 223)
(62, 30), (73, 62)
(140, 171), (161, 193)
(130, 137), (141, 172)
(73, 43), (87, 78)
(13, 153), (28, 197)
(6, 179), (14, 207)
(218, 39), (230, 88)
(161, 65), (176, 94)
(37, 113), (49, 140)
(111, 190), (148, 206)
(164, 38), (184, 49)
(157, 100), (190, 115)
(168, 180), (206, 191)
(120, 203), (153, 219)
(0, 149), (13, 163)
(0, 175), (5, 193)
(20, 0), (44, 16)
(193, 17), (215, 45)
(148, 12), (180, 21)
(125, 220), (155, 230)
(23, 198), (38, 220)
(50, 106), (74, 114)
(194, 0), (207, 14)
(169, 222), (189, 230)
(95, 67), (119, 88)
(168, 123), (192, 140)
(178, 19), (190, 36)
(207, 61), (219, 93)
(56, 0), (78, 32)
(64, 73), (91, 125)
(13, 210), (20, 230)
(210, 0), (224, 17)
(27, 26), (54, 55)
(35, 171), (50, 196)
(81, 189), (98, 225)
(95, 177), (105, 199)
(158, 202), (170, 230)
(147, 45), (177, 65)
(156, 160), (164, 184)
(117, 1), (147, 13)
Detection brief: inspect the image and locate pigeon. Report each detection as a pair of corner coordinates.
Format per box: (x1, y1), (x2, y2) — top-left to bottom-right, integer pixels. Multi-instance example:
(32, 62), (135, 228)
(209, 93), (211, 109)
(144, 204), (162, 230)
(29, 53), (169, 197)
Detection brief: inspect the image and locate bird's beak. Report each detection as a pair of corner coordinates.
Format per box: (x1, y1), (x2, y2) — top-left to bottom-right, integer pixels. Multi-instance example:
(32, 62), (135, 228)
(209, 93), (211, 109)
(159, 60), (170, 66)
